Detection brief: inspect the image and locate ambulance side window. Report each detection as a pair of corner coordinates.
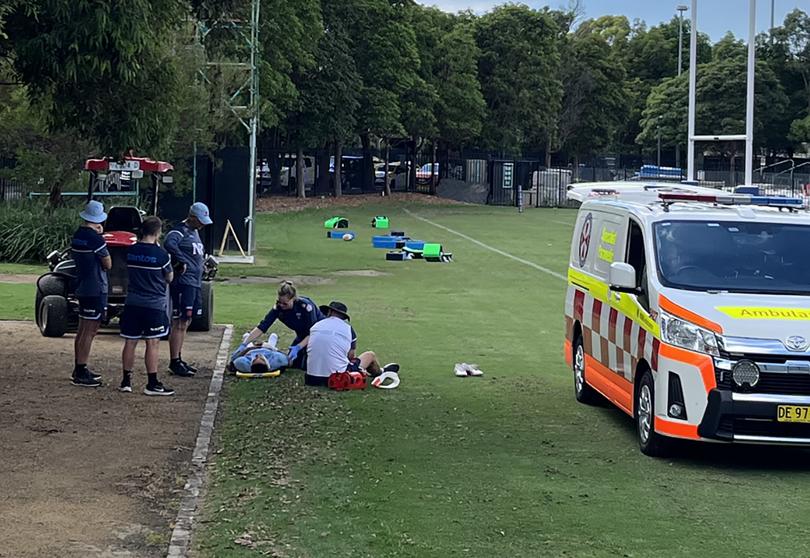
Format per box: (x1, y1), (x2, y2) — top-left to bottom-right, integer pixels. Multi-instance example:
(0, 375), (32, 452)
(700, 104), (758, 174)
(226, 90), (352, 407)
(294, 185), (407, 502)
(626, 219), (650, 311)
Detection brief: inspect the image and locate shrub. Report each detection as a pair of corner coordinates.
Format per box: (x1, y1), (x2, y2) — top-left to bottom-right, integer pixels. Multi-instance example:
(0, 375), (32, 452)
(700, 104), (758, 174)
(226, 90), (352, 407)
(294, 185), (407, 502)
(0, 201), (80, 263)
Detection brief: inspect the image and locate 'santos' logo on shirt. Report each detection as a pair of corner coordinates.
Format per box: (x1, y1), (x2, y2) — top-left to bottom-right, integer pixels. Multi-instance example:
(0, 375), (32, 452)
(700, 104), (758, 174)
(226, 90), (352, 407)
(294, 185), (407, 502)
(128, 253), (158, 264)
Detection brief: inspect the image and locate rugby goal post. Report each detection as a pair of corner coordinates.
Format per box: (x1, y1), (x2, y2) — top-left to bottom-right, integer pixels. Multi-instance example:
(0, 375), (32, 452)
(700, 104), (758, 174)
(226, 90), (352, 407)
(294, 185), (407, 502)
(686, 0), (757, 186)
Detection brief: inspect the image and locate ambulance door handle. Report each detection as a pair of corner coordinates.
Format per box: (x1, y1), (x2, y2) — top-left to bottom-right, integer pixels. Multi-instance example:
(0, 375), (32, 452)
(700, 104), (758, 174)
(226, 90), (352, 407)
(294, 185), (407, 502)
(611, 292), (621, 302)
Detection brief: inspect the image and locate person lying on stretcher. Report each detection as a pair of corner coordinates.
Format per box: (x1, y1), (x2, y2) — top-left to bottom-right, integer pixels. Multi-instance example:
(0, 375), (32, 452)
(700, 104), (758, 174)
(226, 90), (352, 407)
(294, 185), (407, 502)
(227, 333), (291, 376)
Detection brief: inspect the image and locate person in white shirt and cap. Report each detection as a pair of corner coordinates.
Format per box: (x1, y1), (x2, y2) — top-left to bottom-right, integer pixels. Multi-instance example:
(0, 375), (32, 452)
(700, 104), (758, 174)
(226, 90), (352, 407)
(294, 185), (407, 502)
(164, 201), (212, 377)
(301, 301), (399, 387)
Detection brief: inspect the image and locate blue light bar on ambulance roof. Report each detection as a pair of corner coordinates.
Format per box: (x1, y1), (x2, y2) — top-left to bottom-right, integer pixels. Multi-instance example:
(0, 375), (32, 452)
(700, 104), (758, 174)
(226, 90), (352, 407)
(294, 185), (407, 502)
(658, 192), (805, 208)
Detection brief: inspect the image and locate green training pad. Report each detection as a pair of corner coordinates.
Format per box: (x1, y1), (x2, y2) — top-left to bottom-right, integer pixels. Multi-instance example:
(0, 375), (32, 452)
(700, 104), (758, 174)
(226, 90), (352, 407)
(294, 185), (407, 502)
(324, 217), (349, 229)
(422, 243), (442, 258)
(372, 215), (390, 229)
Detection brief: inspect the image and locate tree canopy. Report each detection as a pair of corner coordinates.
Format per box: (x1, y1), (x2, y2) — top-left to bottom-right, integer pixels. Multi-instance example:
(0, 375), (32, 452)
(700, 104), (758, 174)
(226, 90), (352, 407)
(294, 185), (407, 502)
(0, 0), (809, 197)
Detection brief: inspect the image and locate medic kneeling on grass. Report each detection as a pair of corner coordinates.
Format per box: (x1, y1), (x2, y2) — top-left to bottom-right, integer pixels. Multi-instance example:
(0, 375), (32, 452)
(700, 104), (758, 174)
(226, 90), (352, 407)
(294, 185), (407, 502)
(304, 301), (399, 388)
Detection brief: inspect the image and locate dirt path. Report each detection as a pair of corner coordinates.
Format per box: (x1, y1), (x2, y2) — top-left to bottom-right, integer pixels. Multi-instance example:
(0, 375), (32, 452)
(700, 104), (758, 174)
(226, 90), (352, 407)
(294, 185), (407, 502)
(0, 321), (225, 557)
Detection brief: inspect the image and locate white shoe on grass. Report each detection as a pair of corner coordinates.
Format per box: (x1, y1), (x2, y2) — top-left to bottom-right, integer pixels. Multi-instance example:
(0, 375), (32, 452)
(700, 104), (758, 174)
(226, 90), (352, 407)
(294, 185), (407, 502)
(467, 364), (484, 377)
(454, 363), (469, 377)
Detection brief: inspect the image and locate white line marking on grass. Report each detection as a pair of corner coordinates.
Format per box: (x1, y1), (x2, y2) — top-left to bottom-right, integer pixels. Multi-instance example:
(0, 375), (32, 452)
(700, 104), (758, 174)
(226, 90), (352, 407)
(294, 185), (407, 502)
(404, 208), (566, 281)
(167, 324), (233, 558)
(550, 220), (573, 226)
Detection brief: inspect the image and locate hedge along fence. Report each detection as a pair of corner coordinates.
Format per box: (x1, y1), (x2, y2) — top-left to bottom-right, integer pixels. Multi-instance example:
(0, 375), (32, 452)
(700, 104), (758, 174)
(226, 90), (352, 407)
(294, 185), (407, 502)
(0, 201), (80, 263)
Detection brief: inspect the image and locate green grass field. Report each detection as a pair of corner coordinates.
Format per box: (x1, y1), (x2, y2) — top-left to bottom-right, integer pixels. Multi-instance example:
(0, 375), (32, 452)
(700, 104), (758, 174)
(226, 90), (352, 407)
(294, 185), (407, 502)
(4, 201), (810, 556)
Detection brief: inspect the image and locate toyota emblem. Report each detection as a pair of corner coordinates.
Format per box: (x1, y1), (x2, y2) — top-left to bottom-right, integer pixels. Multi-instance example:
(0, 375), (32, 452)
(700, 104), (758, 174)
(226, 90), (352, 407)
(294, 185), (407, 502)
(785, 336), (809, 352)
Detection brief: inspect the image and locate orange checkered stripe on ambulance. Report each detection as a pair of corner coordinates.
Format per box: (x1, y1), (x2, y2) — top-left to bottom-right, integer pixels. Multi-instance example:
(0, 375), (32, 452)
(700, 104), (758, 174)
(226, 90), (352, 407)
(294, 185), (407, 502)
(564, 269), (660, 414)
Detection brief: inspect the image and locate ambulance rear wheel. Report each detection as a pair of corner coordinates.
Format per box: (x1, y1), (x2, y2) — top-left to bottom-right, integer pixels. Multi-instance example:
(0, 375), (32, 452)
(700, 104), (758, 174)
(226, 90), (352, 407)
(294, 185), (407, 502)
(636, 369), (672, 457)
(573, 335), (599, 405)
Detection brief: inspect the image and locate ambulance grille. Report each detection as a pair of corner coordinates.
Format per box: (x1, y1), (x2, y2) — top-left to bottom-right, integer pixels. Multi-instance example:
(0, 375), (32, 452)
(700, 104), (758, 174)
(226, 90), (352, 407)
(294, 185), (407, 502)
(716, 369), (810, 396)
(721, 417), (810, 439)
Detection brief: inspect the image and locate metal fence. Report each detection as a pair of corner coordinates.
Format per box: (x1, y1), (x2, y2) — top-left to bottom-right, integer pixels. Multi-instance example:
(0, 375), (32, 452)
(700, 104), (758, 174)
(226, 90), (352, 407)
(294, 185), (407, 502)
(481, 161), (810, 209)
(0, 178), (24, 201)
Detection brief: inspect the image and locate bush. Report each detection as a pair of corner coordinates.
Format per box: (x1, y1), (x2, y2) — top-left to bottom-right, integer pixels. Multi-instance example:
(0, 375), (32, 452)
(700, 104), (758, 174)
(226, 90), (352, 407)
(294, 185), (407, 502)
(0, 201), (79, 263)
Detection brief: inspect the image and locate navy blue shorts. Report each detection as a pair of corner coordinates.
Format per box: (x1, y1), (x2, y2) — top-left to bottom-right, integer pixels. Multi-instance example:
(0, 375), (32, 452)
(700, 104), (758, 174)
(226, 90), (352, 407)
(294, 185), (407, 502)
(78, 295), (108, 321)
(170, 284), (201, 321)
(120, 305), (170, 339)
(346, 358), (362, 372)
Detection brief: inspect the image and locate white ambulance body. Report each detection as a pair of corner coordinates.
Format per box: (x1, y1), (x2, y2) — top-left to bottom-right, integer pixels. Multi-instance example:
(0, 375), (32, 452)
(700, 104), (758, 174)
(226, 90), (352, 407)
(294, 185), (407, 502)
(564, 182), (810, 455)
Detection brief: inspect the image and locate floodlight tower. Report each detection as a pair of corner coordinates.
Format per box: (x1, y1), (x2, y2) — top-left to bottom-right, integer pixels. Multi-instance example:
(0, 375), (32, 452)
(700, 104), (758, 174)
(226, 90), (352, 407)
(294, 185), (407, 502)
(687, 0), (757, 186)
(193, 0), (260, 261)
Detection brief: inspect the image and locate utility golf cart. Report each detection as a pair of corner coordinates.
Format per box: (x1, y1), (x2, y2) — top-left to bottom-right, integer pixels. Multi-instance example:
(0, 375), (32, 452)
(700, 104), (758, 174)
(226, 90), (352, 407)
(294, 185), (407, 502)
(35, 156), (218, 337)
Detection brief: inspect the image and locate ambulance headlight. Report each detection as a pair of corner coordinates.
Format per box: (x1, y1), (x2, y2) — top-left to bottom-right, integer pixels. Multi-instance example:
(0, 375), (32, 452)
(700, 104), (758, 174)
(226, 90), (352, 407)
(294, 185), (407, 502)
(660, 311), (720, 356)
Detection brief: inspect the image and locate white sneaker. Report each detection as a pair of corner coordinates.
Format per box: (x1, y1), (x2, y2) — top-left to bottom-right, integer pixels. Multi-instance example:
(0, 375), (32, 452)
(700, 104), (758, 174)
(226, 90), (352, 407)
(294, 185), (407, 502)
(454, 363), (470, 377)
(467, 364), (484, 377)
(266, 333), (278, 350)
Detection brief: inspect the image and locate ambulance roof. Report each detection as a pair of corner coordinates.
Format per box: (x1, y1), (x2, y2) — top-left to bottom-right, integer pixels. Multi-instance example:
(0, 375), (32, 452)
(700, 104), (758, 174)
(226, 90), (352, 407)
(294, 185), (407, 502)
(570, 181), (810, 226)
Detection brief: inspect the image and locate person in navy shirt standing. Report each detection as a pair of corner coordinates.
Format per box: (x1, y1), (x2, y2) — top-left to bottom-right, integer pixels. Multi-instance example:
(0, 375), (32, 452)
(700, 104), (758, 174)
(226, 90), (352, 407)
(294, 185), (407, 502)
(70, 200), (112, 387)
(239, 280), (324, 371)
(164, 202), (212, 377)
(119, 216), (175, 396)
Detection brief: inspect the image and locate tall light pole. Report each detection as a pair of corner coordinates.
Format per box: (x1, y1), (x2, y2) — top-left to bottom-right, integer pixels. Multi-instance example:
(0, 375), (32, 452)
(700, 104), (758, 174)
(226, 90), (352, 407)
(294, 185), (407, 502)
(676, 5), (688, 172)
(657, 116), (663, 167)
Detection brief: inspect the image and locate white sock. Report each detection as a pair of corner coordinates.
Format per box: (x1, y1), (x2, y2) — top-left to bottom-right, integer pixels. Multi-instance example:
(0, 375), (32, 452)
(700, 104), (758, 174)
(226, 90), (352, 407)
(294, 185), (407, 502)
(266, 333), (278, 350)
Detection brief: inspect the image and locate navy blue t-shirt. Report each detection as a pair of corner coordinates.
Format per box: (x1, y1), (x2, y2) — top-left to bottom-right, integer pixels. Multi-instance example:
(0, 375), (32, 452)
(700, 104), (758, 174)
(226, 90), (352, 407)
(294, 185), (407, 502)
(164, 222), (204, 288)
(125, 242), (172, 310)
(257, 296), (324, 343)
(71, 226), (109, 297)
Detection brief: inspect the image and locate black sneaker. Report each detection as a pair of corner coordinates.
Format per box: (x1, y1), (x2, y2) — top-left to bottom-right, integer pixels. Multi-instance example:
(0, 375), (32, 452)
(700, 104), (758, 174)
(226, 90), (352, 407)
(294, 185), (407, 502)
(382, 363), (400, 374)
(119, 375), (132, 393)
(71, 372), (102, 388)
(169, 360), (195, 377)
(180, 359), (198, 374)
(144, 382), (175, 396)
(71, 369), (102, 382)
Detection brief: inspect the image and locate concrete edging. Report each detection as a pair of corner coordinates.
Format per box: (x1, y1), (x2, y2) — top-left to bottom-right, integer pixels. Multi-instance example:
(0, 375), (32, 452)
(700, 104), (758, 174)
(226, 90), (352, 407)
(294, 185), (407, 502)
(167, 324), (234, 557)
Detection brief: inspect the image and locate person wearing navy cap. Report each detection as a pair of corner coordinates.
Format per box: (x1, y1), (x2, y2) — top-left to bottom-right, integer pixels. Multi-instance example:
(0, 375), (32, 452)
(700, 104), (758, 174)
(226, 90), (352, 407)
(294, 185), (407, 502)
(164, 201), (212, 377)
(70, 200), (112, 387)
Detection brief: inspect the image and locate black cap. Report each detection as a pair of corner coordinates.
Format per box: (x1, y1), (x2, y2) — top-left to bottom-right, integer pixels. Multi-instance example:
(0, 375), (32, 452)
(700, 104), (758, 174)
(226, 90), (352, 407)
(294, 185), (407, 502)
(323, 301), (350, 321)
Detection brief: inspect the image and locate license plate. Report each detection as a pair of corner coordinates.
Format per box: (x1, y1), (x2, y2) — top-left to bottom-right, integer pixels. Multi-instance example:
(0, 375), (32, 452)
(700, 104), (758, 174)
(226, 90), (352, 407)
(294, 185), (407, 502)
(777, 405), (810, 423)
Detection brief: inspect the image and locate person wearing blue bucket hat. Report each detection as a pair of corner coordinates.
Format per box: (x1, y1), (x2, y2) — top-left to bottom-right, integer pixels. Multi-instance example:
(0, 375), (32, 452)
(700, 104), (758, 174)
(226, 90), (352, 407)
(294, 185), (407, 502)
(70, 200), (112, 387)
(164, 202), (212, 377)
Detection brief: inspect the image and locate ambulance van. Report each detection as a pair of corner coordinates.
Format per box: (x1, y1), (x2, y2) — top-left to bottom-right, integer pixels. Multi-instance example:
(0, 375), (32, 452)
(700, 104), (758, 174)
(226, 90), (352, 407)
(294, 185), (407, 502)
(564, 183), (810, 456)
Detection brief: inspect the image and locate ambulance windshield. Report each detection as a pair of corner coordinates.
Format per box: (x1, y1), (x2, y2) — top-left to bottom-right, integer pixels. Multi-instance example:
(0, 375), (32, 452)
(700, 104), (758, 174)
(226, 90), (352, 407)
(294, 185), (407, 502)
(654, 220), (810, 295)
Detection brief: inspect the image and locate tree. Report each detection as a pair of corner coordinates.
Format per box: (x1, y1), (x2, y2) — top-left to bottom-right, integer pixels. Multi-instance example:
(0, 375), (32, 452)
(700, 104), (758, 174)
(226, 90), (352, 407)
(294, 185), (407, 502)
(0, 71), (94, 205)
(554, 23), (629, 165)
(6, 0), (187, 156)
(764, 10), (810, 147)
(328, 0), (420, 190)
(475, 5), (563, 155)
(617, 17), (712, 155)
(258, 0), (322, 130)
(638, 54), (788, 182)
(433, 24), (485, 148)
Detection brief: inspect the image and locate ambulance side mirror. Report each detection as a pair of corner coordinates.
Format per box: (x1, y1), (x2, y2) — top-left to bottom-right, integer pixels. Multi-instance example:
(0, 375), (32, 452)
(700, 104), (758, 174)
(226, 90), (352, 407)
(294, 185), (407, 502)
(609, 262), (638, 293)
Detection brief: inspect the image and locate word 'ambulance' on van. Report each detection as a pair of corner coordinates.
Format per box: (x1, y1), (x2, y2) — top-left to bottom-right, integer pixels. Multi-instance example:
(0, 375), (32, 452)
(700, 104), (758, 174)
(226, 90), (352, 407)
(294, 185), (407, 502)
(564, 183), (810, 456)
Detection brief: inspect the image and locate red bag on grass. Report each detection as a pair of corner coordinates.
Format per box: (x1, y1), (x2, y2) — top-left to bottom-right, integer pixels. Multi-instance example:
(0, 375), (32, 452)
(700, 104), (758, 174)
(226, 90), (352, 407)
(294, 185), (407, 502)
(328, 371), (367, 391)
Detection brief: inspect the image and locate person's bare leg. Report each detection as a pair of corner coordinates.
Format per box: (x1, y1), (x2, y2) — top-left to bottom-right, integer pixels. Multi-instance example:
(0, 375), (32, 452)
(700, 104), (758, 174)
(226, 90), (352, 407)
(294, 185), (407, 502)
(169, 319), (188, 360)
(145, 338), (160, 373)
(122, 339), (138, 372)
(75, 318), (101, 368)
(358, 351), (381, 376)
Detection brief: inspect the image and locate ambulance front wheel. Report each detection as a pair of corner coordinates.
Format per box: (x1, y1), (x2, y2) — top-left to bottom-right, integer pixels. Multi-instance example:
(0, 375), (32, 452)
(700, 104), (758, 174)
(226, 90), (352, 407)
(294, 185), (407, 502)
(636, 369), (672, 457)
(573, 335), (599, 405)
